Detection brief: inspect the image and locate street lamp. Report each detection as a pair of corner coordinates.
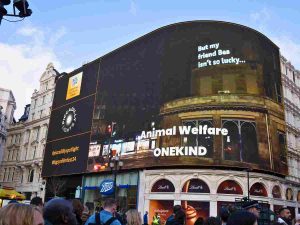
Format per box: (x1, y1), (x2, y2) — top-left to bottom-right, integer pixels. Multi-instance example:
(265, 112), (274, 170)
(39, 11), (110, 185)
(109, 155), (123, 199)
(245, 167), (252, 200)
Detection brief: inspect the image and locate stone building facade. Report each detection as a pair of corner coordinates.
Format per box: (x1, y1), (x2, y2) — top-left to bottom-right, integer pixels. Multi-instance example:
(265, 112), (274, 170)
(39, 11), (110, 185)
(0, 63), (58, 200)
(281, 56), (300, 184)
(0, 88), (16, 166)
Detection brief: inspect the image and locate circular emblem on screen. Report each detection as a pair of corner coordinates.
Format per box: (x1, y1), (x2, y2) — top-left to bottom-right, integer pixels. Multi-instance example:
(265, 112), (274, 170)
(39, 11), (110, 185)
(62, 107), (77, 133)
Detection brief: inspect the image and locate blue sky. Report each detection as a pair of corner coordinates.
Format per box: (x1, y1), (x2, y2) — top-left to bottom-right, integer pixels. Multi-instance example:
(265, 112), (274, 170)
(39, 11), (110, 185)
(0, 0), (300, 118)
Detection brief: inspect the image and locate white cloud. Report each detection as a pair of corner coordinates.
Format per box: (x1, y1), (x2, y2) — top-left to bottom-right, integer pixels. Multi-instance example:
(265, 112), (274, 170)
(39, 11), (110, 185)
(0, 24), (71, 120)
(250, 7), (271, 31)
(272, 35), (300, 69)
(129, 0), (137, 16)
(250, 8), (271, 23)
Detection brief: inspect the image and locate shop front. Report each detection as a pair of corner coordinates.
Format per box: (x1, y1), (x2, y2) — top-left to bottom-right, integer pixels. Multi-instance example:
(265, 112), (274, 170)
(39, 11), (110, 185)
(139, 169), (300, 221)
(83, 171), (138, 212)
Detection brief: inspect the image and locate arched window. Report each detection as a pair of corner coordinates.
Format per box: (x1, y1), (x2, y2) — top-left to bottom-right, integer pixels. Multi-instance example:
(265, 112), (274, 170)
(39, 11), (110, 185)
(286, 188), (294, 201)
(250, 183), (268, 197)
(151, 179), (175, 192)
(272, 185), (282, 199)
(28, 169), (34, 183)
(223, 119), (258, 163)
(217, 180), (243, 195)
(223, 121), (239, 161)
(182, 119), (214, 157)
(182, 179), (210, 193)
(241, 122), (259, 163)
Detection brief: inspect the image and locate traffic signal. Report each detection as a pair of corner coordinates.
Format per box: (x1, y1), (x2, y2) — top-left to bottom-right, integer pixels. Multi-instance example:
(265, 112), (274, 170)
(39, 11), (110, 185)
(106, 122), (117, 137)
(0, 0), (10, 24)
(13, 0), (32, 17)
(107, 125), (112, 134)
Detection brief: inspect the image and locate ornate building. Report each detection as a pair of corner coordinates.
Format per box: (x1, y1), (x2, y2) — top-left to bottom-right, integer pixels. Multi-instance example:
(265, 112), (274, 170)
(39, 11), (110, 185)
(0, 88), (16, 166)
(281, 56), (300, 183)
(0, 63), (58, 200)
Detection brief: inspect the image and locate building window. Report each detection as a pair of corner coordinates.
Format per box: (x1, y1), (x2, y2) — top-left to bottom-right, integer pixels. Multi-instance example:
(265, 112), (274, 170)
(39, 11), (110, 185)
(32, 146), (36, 159)
(7, 168), (11, 181)
(28, 169), (34, 183)
(217, 180), (243, 195)
(293, 71), (296, 83)
(222, 119), (259, 163)
(32, 113), (35, 120)
(3, 168), (7, 181)
(20, 171), (23, 183)
(151, 179), (175, 192)
(33, 99), (37, 109)
(25, 148), (28, 160)
(35, 127), (40, 141)
(182, 119), (214, 158)
(40, 110), (43, 118)
(11, 168), (15, 181)
(278, 131), (287, 162)
(250, 182), (268, 197)
(8, 150), (11, 161)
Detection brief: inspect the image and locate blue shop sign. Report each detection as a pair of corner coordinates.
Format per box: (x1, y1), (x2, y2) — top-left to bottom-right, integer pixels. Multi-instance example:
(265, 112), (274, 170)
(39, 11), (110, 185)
(100, 179), (115, 195)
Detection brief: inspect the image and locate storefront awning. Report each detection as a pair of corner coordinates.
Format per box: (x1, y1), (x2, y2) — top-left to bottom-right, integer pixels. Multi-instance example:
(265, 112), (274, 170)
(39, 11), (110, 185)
(0, 188), (26, 200)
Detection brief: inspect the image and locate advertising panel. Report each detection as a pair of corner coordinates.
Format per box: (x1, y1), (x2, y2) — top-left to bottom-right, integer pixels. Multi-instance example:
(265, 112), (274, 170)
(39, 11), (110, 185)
(181, 201), (210, 225)
(42, 62), (98, 177)
(149, 200), (174, 225)
(43, 21), (287, 177)
(42, 132), (91, 177)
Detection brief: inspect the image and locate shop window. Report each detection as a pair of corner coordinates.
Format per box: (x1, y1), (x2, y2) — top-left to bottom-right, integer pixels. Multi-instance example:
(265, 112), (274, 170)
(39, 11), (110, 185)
(278, 131), (287, 162)
(297, 191), (300, 202)
(250, 182), (268, 197)
(286, 188), (294, 201)
(182, 179), (210, 193)
(223, 119), (258, 163)
(182, 119), (213, 158)
(272, 185), (282, 199)
(181, 201), (210, 224)
(151, 179), (175, 192)
(217, 180), (243, 195)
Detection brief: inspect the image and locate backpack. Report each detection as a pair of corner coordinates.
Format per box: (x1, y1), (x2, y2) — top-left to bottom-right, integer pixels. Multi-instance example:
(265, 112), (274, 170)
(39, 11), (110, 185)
(165, 215), (176, 225)
(88, 212), (117, 225)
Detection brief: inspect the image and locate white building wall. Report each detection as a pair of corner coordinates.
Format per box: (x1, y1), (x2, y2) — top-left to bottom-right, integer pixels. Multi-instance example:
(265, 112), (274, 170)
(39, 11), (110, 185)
(0, 63), (58, 200)
(0, 88), (16, 166)
(281, 56), (300, 183)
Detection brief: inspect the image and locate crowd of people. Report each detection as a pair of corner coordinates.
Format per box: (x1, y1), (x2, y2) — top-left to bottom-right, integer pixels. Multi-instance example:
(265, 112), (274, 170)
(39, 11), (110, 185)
(0, 198), (298, 225)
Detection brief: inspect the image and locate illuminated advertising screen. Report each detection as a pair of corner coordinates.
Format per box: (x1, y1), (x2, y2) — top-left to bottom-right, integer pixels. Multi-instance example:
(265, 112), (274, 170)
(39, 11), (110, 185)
(42, 21), (287, 177)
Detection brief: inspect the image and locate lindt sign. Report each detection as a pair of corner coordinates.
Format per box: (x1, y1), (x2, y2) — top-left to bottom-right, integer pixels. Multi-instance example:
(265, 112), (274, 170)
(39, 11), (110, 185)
(151, 179), (175, 192)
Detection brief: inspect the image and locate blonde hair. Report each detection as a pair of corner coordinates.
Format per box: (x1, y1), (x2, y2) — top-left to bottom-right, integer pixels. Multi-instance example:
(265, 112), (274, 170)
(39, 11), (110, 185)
(126, 209), (142, 225)
(0, 203), (40, 225)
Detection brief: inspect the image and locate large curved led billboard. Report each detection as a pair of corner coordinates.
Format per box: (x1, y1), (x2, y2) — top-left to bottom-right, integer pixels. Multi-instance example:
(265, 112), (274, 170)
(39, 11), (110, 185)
(42, 21), (287, 177)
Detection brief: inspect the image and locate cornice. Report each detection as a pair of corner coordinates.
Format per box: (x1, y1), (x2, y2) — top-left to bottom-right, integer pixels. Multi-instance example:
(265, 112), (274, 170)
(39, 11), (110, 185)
(282, 74), (300, 96)
(24, 116), (50, 126)
(284, 99), (300, 118)
(31, 88), (55, 99)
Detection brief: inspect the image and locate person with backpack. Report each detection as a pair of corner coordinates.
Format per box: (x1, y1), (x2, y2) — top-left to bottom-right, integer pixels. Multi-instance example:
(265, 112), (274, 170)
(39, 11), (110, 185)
(85, 198), (121, 225)
(165, 205), (186, 225)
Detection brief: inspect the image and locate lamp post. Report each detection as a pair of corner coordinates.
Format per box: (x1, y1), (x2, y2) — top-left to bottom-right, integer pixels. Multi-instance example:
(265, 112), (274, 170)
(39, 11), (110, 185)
(246, 168), (252, 201)
(109, 155), (123, 199)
